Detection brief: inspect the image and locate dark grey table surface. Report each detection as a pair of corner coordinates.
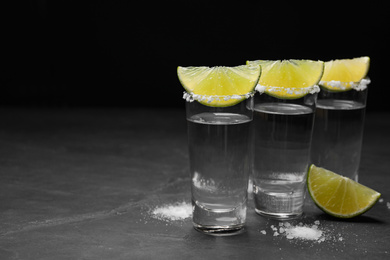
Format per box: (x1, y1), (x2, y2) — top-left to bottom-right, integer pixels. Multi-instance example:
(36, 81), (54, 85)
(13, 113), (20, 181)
(0, 108), (389, 260)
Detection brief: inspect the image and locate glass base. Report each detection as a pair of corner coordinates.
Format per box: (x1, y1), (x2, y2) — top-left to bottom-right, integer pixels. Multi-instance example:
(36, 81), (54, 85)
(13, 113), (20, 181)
(193, 223), (245, 236)
(191, 199), (247, 236)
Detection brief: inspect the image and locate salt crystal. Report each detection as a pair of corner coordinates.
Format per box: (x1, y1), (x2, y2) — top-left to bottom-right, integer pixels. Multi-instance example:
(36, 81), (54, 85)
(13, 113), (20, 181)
(314, 220), (320, 225)
(310, 85), (321, 94)
(261, 230), (267, 235)
(379, 198), (384, 203)
(355, 78), (371, 91)
(273, 232), (279, 236)
(387, 202), (390, 209)
(255, 84), (266, 93)
(152, 202), (192, 221)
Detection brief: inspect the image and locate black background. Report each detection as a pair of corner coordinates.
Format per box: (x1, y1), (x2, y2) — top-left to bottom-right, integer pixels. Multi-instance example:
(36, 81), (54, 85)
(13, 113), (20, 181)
(1, 1), (389, 111)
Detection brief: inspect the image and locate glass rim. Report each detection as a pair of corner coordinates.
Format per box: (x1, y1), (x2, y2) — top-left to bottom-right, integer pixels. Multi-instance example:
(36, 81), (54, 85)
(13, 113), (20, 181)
(182, 91), (255, 103)
(255, 84), (320, 95)
(319, 78), (370, 91)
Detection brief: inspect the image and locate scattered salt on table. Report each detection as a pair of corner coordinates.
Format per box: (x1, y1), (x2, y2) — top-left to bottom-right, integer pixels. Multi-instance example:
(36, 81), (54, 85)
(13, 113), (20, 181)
(285, 226), (323, 241)
(151, 202), (192, 221)
(261, 221), (334, 243)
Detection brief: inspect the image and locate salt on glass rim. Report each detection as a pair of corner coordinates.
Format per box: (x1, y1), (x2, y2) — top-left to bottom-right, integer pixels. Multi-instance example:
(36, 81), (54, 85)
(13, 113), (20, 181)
(182, 91), (255, 103)
(319, 78), (371, 91)
(255, 84), (321, 95)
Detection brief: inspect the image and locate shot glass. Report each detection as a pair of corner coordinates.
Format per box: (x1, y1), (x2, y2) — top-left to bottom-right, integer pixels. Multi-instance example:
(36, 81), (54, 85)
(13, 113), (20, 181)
(252, 91), (317, 219)
(185, 94), (253, 235)
(311, 79), (370, 182)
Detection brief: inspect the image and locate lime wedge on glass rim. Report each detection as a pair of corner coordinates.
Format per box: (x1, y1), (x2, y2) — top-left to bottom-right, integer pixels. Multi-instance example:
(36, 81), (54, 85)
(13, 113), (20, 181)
(320, 56), (370, 92)
(177, 65), (261, 107)
(307, 165), (381, 218)
(246, 59), (324, 99)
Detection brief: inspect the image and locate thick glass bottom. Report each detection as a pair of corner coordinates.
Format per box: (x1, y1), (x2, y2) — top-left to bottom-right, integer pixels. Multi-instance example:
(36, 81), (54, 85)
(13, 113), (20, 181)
(253, 188), (305, 220)
(254, 208), (302, 220)
(193, 223), (245, 236)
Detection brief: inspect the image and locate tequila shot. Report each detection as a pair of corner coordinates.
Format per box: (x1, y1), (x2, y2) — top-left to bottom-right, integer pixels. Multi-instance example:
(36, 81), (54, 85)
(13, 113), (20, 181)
(252, 92), (316, 219)
(311, 80), (369, 182)
(186, 97), (253, 235)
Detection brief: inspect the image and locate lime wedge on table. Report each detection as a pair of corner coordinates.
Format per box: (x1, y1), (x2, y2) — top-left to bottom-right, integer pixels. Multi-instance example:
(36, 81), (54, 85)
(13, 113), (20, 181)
(247, 59), (324, 99)
(177, 65), (261, 107)
(320, 56), (370, 91)
(307, 165), (381, 218)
